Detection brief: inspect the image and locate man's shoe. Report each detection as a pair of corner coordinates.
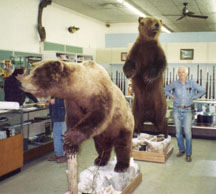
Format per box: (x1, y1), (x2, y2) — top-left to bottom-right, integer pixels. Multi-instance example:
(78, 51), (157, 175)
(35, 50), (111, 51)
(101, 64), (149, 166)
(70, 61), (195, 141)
(56, 156), (67, 163)
(48, 155), (62, 161)
(176, 151), (185, 157)
(186, 155), (192, 162)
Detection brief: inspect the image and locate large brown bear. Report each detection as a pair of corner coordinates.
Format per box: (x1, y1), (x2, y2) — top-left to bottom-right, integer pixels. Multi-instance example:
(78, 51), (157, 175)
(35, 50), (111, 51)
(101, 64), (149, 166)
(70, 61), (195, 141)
(123, 16), (168, 137)
(21, 60), (134, 172)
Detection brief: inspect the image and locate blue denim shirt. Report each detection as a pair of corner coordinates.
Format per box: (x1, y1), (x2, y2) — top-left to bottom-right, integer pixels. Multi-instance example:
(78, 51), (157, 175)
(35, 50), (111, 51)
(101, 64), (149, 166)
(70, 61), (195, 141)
(164, 80), (205, 108)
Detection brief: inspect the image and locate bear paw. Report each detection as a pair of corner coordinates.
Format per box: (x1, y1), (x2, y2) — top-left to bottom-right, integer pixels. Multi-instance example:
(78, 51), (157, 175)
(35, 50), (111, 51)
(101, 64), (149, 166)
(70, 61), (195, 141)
(114, 162), (129, 173)
(64, 130), (86, 146)
(94, 157), (108, 166)
(63, 144), (79, 155)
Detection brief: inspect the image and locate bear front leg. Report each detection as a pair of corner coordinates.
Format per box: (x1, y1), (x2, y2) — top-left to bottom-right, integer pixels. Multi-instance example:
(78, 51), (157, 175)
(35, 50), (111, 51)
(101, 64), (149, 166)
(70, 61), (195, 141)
(63, 110), (106, 155)
(144, 54), (166, 83)
(113, 130), (132, 172)
(63, 130), (86, 154)
(93, 135), (113, 166)
(123, 59), (136, 78)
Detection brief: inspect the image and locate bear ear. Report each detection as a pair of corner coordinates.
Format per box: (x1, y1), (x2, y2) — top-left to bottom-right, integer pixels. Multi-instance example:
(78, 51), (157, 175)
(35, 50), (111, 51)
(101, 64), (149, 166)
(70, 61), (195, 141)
(51, 60), (64, 73)
(47, 61), (64, 82)
(47, 61), (65, 82)
(138, 17), (143, 24)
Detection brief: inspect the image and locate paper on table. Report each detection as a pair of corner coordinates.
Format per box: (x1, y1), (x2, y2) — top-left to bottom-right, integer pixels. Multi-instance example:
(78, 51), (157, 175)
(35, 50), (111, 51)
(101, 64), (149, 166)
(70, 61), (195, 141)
(0, 101), (20, 110)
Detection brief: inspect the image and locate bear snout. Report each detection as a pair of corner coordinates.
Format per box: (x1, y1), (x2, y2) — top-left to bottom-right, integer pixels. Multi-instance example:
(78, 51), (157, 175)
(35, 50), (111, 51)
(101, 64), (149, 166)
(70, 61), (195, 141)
(152, 23), (160, 32)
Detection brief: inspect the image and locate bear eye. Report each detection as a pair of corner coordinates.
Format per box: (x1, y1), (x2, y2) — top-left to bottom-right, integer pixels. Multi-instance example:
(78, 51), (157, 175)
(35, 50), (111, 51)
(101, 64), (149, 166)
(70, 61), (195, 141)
(33, 73), (37, 78)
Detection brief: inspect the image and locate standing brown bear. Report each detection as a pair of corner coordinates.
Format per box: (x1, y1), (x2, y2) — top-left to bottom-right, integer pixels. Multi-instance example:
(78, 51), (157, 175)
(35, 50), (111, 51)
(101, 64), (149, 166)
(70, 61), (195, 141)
(123, 16), (168, 137)
(21, 60), (134, 172)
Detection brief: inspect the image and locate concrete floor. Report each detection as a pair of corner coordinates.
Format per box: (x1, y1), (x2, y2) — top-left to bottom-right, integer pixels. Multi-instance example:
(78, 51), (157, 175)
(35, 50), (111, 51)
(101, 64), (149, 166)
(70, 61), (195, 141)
(0, 137), (216, 194)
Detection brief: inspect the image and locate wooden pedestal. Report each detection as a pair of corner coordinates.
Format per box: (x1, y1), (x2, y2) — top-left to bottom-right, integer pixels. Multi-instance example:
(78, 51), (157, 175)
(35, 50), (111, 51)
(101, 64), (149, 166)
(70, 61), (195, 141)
(121, 172), (142, 194)
(132, 145), (174, 163)
(0, 134), (24, 176)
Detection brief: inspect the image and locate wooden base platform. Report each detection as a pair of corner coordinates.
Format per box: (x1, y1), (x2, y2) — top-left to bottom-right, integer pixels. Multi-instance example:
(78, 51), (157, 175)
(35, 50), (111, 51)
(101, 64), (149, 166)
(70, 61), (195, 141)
(122, 172), (142, 194)
(132, 145), (174, 163)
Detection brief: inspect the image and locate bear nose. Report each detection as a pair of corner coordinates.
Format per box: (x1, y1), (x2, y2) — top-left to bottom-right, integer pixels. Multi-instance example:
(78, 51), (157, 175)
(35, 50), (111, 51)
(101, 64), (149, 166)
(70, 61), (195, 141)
(155, 23), (159, 28)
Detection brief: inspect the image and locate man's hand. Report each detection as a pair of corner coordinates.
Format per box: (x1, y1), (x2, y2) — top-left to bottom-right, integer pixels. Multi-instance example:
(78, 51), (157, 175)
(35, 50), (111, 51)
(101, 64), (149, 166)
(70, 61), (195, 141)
(171, 96), (175, 102)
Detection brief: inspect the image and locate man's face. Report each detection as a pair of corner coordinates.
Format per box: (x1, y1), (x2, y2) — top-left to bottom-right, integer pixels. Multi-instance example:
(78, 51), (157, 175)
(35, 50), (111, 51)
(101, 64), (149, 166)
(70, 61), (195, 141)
(178, 68), (187, 80)
(17, 70), (26, 80)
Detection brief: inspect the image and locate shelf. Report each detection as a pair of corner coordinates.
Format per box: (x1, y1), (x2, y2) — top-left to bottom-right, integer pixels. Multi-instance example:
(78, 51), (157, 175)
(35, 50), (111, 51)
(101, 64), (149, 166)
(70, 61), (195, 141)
(24, 141), (53, 162)
(193, 100), (216, 104)
(145, 121), (216, 130)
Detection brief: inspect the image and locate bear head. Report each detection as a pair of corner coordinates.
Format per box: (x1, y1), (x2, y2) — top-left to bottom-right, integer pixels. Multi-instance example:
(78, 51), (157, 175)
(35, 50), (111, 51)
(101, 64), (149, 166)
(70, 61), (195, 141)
(21, 60), (71, 98)
(138, 16), (162, 40)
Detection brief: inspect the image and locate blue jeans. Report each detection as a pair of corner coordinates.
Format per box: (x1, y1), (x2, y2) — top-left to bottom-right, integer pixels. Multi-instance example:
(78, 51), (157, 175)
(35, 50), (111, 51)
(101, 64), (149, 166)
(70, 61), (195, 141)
(172, 107), (192, 155)
(53, 122), (66, 157)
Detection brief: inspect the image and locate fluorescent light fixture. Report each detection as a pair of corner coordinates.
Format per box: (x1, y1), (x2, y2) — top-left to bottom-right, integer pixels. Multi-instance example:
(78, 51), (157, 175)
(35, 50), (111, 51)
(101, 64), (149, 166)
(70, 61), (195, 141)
(123, 2), (146, 17)
(116, 0), (171, 33)
(116, 0), (124, 3)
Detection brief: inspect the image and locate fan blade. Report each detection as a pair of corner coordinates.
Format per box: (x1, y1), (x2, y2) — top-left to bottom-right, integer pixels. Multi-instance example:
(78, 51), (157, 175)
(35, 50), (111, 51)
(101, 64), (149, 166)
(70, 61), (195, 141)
(176, 15), (185, 21)
(188, 14), (208, 19)
(163, 14), (182, 16)
(187, 11), (194, 15)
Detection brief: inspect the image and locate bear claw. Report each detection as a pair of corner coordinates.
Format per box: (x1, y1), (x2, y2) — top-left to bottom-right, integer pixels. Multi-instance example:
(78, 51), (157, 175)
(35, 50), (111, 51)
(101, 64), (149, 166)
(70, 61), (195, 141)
(63, 144), (79, 155)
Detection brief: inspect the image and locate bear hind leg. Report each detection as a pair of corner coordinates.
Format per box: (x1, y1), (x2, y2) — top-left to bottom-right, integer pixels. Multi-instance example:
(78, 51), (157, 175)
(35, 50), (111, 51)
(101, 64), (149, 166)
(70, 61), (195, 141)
(113, 130), (132, 172)
(133, 99), (144, 135)
(154, 118), (168, 138)
(93, 136), (113, 166)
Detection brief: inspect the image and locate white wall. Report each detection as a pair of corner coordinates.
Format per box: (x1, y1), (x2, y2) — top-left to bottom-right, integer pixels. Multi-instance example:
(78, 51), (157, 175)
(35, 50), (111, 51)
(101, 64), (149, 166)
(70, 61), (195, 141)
(43, 3), (106, 49)
(104, 22), (216, 64)
(106, 23), (138, 34)
(164, 42), (216, 64)
(0, 0), (40, 53)
(0, 0), (107, 54)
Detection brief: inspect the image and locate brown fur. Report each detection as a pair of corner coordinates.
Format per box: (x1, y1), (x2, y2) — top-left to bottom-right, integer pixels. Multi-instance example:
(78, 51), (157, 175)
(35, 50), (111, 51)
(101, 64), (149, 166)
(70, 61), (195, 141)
(21, 60), (134, 172)
(123, 17), (168, 137)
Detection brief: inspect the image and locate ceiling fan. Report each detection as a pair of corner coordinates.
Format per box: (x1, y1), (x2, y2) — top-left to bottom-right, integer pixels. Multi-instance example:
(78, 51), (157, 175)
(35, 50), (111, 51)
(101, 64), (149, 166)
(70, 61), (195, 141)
(165, 2), (208, 21)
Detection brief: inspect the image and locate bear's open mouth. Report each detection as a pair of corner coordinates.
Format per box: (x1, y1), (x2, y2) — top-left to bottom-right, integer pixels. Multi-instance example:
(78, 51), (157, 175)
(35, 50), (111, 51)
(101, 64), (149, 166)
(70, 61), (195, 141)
(149, 31), (157, 37)
(152, 29), (158, 33)
(152, 28), (159, 33)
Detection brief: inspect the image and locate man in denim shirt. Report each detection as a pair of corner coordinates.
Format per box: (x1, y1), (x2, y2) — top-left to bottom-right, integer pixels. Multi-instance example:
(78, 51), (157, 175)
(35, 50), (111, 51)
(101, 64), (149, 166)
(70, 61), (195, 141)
(164, 66), (205, 162)
(47, 97), (67, 163)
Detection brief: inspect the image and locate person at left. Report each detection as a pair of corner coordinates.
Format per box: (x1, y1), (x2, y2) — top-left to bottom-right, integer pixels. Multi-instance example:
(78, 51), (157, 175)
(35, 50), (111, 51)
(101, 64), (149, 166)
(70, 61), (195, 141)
(4, 67), (39, 106)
